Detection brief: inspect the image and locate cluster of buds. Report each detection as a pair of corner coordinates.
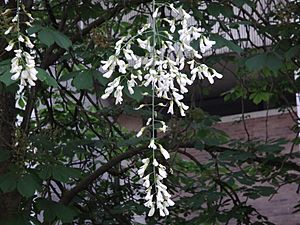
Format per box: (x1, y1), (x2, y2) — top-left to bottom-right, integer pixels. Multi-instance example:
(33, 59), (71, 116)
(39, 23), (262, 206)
(101, 2), (223, 217)
(3, 4), (38, 87)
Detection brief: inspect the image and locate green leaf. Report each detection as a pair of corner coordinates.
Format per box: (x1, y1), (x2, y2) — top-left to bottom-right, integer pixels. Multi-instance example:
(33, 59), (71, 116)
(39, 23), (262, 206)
(17, 174), (41, 197)
(36, 199), (77, 223)
(0, 173), (17, 193)
(265, 53), (283, 72)
(93, 70), (109, 86)
(249, 91), (272, 104)
(59, 71), (78, 82)
(0, 59), (11, 74)
(72, 70), (94, 90)
(55, 205), (78, 223)
(36, 199), (57, 222)
(245, 53), (266, 71)
(36, 68), (58, 87)
(285, 45), (300, 59)
(233, 0), (255, 7)
(211, 34), (243, 53)
(253, 186), (277, 196)
(219, 150), (255, 161)
(245, 53), (282, 72)
(38, 27), (72, 50)
(38, 28), (55, 47)
(27, 24), (43, 35)
(0, 71), (17, 86)
(17, 97), (26, 109)
(207, 3), (223, 17)
(51, 165), (81, 182)
(256, 143), (283, 153)
(52, 30), (72, 50)
(38, 165), (52, 180)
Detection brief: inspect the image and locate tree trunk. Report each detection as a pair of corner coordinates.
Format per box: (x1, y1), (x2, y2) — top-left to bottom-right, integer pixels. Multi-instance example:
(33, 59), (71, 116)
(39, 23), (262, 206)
(0, 0), (22, 220)
(0, 89), (21, 220)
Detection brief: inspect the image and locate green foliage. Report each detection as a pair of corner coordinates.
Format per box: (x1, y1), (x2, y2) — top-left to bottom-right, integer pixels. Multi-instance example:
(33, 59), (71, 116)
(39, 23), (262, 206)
(38, 27), (72, 49)
(36, 198), (78, 223)
(245, 53), (283, 72)
(211, 34), (243, 53)
(17, 173), (41, 197)
(0, 0), (299, 224)
(36, 68), (58, 87)
(0, 172), (18, 193)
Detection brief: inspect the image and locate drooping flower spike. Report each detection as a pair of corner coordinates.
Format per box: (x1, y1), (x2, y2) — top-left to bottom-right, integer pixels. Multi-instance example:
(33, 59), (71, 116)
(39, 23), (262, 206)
(3, 1), (38, 87)
(100, 1), (223, 217)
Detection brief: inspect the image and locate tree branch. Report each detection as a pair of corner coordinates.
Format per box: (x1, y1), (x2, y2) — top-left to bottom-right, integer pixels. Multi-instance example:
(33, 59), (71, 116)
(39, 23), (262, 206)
(60, 146), (146, 205)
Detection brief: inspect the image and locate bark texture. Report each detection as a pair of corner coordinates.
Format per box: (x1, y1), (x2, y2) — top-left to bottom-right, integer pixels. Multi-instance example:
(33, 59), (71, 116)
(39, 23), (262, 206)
(0, 89), (21, 220)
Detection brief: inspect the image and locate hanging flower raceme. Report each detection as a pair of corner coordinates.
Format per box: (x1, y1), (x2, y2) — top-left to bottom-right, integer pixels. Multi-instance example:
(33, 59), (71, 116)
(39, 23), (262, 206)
(100, 2), (223, 217)
(3, 3), (38, 87)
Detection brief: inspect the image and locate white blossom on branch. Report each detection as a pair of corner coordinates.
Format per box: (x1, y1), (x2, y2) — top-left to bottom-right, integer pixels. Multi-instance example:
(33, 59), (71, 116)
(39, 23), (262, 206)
(3, 3), (38, 87)
(100, 2), (223, 217)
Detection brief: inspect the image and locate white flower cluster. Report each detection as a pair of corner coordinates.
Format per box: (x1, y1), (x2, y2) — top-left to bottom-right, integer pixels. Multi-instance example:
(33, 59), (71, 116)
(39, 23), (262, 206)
(138, 155), (175, 217)
(101, 5), (222, 116)
(100, 3), (223, 217)
(3, 5), (38, 86)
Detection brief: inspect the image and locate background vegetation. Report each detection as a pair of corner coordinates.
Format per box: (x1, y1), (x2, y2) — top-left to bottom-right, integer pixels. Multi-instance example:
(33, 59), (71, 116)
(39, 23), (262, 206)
(0, 0), (299, 224)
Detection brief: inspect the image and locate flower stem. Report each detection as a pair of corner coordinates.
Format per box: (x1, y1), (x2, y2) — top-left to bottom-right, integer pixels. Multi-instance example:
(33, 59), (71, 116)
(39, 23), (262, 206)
(151, 0), (156, 181)
(16, 0), (21, 49)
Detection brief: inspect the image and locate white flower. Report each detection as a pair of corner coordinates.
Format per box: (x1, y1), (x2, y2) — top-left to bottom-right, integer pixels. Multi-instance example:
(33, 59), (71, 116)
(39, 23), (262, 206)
(24, 36), (34, 49)
(101, 77), (120, 99)
(153, 158), (159, 167)
(117, 59), (126, 74)
(5, 41), (14, 52)
(137, 38), (151, 52)
(148, 138), (157, 150)
(169, 3), (179, 14)
(136, 127), (146, 137)
(199, 36), (216, 53)
(158, 165), (167, 178)
(138, 23), (151, 35)
(115, 37), (125, 55)
(180, 8), (191, 20)
(134, 58), (142, 69)
(211, 68), (223, 80)
(148, 205), (155, 217)
(127, 79), (136, 95)
(14, 49), (22, 58)
(101, 55), (117, 75)
(12, 15), (18, 22)
(146, 118), (152, 126)
(145, 188), (153, 200)
(158, 144), (170, 159)
(98, 4), (224, 216)
(103, 70), (113, 78)
(167, 100), (174, 114)
(134, 104), (145, 110)
(153, 7), (159, 18)
(114, 85), (124, 104)
(159, 121), (168, 133)
(170, 23), (176, 33)
(18, 35), (24, 42)
(167, 198), (175, 207)
(142, 174), (150, 188)
(138, 158), (150, 177)
(4, 26), (13, 35)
